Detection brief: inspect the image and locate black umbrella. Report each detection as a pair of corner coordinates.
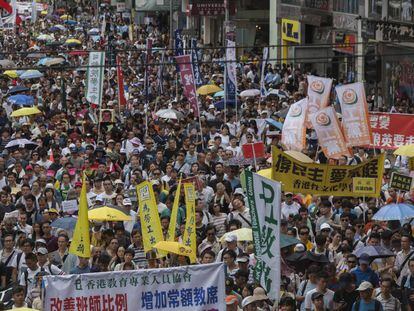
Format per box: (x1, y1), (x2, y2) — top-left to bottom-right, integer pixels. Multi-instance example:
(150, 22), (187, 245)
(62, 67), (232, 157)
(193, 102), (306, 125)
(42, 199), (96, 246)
(286, 251), (329, 272)
(353, 246), (395, 259)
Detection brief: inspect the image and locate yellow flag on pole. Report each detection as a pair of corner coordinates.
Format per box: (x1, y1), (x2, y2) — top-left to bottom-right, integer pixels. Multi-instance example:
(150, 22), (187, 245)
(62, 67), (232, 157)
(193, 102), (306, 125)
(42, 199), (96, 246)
(183, 183), (196, 263)
(69, 175), (91, 258)
(137, 181), (164, 253)
(167, 178), (182, 242)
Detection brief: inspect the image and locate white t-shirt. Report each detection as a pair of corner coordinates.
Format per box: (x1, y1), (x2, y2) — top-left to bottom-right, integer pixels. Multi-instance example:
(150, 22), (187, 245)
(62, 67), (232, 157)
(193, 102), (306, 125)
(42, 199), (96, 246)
(304, 288), (335, 311)
(11, 252), (26, 280)
(20, 267), (41, 295)
(281, 202), (301, 220)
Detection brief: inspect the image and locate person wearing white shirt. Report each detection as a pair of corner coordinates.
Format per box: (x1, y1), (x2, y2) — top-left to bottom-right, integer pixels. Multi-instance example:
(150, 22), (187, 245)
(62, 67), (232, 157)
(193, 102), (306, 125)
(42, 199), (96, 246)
(304, 272), (335, 311)
(122, 198), (137, 233)
(281, 193), (301, 220)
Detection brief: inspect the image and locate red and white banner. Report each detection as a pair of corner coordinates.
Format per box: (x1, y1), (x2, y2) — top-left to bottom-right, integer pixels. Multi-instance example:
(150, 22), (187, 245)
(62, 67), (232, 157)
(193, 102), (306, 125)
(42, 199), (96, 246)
(307, 75), (333, 115)
(369, 112), (414, 149)
(336, 82), (372, 147)
(281, 98), (308, 151)
(310, 106), (351, 159)
(116, 56), (126, 106)
(175, 55), (199, 116)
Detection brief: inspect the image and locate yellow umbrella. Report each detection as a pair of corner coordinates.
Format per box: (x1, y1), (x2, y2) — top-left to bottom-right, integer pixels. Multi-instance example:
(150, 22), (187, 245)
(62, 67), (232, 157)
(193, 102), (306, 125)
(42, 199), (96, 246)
(284, 150), (314, 163)
(88, 205), (132, 221)
(3, 70), (19, 78)
(60, 14), (72, 19)
(14, 308), (38, 311)
(220, 228), (252, 242)
(394, 144), (414, 157)
(153, 241), (193, 257)
(40, 10), (48, 15)
(258, 168), (272, 179)
(196, 84), (222, 95)
(65, 39), (82, 45)
(11, 107), (42, 117)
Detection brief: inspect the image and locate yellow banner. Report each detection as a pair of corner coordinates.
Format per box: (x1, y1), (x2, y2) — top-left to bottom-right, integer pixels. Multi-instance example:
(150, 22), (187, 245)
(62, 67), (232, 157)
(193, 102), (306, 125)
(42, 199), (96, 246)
(183, 183), (197, 263)
(167, 178), (182, 242)
(281, 19), (301, 43)
(271, 147), (384, 197)
(137, 181), (164, 253)
(352, 177), (377, 195)
(69, 175), (91, 258)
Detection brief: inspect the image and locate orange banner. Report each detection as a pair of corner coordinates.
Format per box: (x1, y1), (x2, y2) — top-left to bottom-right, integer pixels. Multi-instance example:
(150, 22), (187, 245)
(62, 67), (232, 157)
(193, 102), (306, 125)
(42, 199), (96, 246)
(281, 98), (308, 151)
(310, 106), (351, 159)
(307, 75), (333, 115)
(336, 82), (372, 147)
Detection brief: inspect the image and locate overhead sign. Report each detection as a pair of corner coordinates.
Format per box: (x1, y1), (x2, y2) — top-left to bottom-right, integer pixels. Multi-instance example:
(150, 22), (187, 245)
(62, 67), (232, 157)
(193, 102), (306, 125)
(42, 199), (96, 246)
(352, 177), (377, 195)
(281, 19), (301, 43)
(390, 172), (413, 192)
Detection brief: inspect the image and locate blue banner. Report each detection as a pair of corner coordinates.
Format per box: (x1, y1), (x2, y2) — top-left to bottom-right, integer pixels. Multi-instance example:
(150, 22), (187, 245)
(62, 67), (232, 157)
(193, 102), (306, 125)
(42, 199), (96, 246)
(225, 40), (237, 107)
(191, 38), (203, 88)
(174, 29), (183, 56)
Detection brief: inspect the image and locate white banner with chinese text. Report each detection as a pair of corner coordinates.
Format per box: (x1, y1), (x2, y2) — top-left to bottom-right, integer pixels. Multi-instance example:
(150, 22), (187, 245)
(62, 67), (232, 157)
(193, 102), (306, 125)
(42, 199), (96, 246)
(86, 52), (105, 106)
(44, 263), (225, 311)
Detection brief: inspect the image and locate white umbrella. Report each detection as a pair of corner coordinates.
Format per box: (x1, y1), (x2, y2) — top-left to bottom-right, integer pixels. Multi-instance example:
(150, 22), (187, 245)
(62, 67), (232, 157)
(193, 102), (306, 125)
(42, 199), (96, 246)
(267, 88), (288, 98)
(240, 89), (260, 97)
(0, 60), (15, 68)
(155, 109), (184, 120)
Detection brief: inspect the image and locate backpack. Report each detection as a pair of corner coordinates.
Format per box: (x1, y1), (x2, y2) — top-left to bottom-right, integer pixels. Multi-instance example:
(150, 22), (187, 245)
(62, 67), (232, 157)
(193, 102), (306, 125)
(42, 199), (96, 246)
(354, 299), (381, 311)
(24, 263), (55, 286)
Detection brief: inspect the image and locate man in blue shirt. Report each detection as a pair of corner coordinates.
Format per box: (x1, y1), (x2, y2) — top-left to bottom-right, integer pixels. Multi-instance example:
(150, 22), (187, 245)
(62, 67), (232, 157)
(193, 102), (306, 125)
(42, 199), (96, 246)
(351, 253), (380, 287)
(69, 256), (90, 275)
(352, 281), (383, 311)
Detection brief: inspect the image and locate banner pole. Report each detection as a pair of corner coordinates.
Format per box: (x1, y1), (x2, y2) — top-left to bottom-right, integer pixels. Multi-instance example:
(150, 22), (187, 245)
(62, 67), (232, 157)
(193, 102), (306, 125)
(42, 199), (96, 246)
(252, 143), (257, 172)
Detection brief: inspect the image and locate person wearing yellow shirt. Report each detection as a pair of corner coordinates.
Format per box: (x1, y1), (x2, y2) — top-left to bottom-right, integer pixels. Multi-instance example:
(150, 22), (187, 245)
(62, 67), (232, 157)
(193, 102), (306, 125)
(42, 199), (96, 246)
(298, 225), (314, 251)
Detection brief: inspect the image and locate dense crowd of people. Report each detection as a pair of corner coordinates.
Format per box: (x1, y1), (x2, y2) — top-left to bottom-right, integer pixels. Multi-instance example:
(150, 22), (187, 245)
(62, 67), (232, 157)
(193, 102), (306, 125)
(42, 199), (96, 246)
(0, 3), (411, 311)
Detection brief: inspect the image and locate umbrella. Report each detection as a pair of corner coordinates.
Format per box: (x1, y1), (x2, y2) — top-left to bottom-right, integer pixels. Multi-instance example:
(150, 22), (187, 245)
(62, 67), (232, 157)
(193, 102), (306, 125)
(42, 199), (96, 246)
(353, 245), (395, 259)
(220, 228), (252, 242)
(60, 14), (72, 19)
(37, 57), (52, 66)
(20, 70), (43, 79)
(51, 217), (77, 231)
(265, 118), (283, 130)
(5, 139), (38, 150)
(40, 10), (47, 15)
(286, 251), (329, 268)
(46, 41), (62, 47)
(64, 20), (77, 25)
(155, 109), (184, 120)
(153, 241), (193, 257)
(36, 34), (54, 41)
(284, 150), (314, 163)
(214, 99), (240, 110)
(0, 59), (15, 68)
(267, 88), (288, 98)
(394, 144), (414, 157)
(240, 89), (260, 97)
(8, 95), (34, 106)
(88, 205), (132, 221)
(49, 25), (66, 32)
(3, 70), (19, 78)
(281, 234), (300, 248)
(257, 168), (272, 179)
(45, 58), (65, 66)
(372, 203), (414, 221)
(26, 53), (47, 59)
(88, 28), (100, 35)
(10, 107), (42, 117)
(65, 39), (82, 46)
(8, 86), (30, 95)
(196, 84), (222, 95)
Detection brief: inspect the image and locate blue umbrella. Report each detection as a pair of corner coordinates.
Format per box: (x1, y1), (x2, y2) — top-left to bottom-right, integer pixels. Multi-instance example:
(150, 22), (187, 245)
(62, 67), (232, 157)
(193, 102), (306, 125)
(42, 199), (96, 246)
(8, 86), (30, 95)
(51, 217), (77, 231)
(20, 70), (43, 79)
(214, 99), (241, 110)
(372, 203), (414, 221)
(64, 20), (77, 25)
(8, 95), (34, 106)
(37, 57), (52, 66)
(353, 245), (395, 259)
(265, 118), (283, 130)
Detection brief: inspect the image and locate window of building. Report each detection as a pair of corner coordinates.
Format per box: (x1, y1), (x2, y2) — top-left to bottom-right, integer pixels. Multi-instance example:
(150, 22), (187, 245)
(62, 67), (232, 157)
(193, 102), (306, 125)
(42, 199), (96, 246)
(333, 0), (358, 13)
(368, 0), (382, 17)
(389, 0), (413, 22)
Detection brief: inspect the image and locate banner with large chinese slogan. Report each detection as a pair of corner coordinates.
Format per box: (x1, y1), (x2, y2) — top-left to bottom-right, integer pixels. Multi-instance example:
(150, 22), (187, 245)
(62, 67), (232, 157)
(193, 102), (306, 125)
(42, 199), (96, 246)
(336, 82), (372, 147)
(44, 263), (225, 311)
(271, 147), (384, 197)
(281, 98), (308, 151)
(86, 52), (105, 106)
(369, 113), (414, 149)
(307, 75), (333, 116)
(310, 106), (351, 159)
(175, 55), (199, 116)
(245, 171), (281, 301)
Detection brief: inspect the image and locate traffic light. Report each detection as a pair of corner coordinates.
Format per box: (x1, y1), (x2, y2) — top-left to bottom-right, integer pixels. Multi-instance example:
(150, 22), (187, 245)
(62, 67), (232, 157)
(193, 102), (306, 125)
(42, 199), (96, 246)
(364, 45), (381, 83)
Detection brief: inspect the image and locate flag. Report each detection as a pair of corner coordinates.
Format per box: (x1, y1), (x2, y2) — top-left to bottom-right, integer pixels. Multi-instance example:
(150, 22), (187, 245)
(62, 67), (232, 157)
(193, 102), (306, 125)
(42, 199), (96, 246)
(157, 50), (165, 96)
(30, 0), (36, 23)
(69, 175), (91, 258)
(0, 0), (21, 25)
(86, 52), (105, 107)
(245, 170), (281, 300)
(116, 55), (126, 106)
(281, 98), (308, 151)
(225, 39), (237, 109)
(242, 142), (266, 159)
(174, 29), (183, 56)
(260, 47), (269, 99)
(183, 183), (196, 263)
(191, 38), (203, 88)
(136, 181), (164, 253)
(175, 55), (199, 116)
(166, 178), (182, 241)
(307, 75), (333, 116)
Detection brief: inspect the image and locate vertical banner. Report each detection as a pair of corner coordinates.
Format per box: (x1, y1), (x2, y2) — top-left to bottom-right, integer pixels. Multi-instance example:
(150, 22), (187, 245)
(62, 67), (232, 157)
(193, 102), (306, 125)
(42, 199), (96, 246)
(157, 51), (165, 96)
(174, 29), (184, 56)
(183, 183), (196, 263)
(281, 98), (308, 151)
(310, 106), (351, 159)
(136, 181), (164, 253)
(30, 0), (36, 23)
(225, 39), (237, 108)
(175, 55), (199, 116)
(86, 52), (105, 107)
(260, 47), (269, 99)
(336, 82), (372, 147)
(116, 55), (127, 106)
(167, 178), (182, 242)
(307, 75), (333, 115)
(191, 38), (203, 88)
(245, 170), (281, 301)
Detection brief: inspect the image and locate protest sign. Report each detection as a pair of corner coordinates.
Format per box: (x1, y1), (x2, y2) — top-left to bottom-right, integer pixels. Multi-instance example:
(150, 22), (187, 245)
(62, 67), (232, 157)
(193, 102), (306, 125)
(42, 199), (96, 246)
(44, 263), (225, 311)
(271, 147), (384, 197)
(175, 55), (199, 116)
(352, 177), (377, 195)
(86, 52), (105, 106)
(390, 172), (413, 192)
(245, 171), (281, 301)
(369, 112), (414, 149)
(281, 98), (308, 151)
(242, 142), (265, 159)
(183, 183), (197, 263)
(62, 199), (78, 213)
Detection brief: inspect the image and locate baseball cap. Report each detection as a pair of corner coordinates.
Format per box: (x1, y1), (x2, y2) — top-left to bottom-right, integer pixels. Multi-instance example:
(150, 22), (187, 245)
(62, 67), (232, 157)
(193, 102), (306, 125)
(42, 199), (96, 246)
(35, 239), (47, 245)
(36, 247), (48, 255)
(241, 296), (257, 308)
(285, 192), (293, 196)
(356, 281), (373, 291)
(359, 253), (370, 265)
(320, 223), (332, 232)
(234, 188), (245, 197)
(311, 292), (324, 301)
(208, 104), (215, 110)
(123, 198), (132, 206)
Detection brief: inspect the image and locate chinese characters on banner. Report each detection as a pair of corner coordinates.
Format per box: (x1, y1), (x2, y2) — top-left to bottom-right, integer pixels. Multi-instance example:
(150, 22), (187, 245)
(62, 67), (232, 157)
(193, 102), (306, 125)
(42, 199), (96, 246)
(307, 75), (332, 116)
(116, 55), (127, 106)
(86, 52), (105, 106)
(136, 181), (164, 253)
(225, 39), (237, 107)
(174, 29), (183, 56)
(245, 171), (281, 301)
(281, 98), (308, 151)
(310, 106), (351, 159)
(390, 172), (413, 192)
(175, 55), (199, 116)
(183, 183), (196, 263)
(369, 113), (414, 149)
(44, 263), (226, 311)
(191, 38), (203, 88)
(271, 147), (384, 197)
(336, 82), (372, 147)
(352, 177), (377, 195)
